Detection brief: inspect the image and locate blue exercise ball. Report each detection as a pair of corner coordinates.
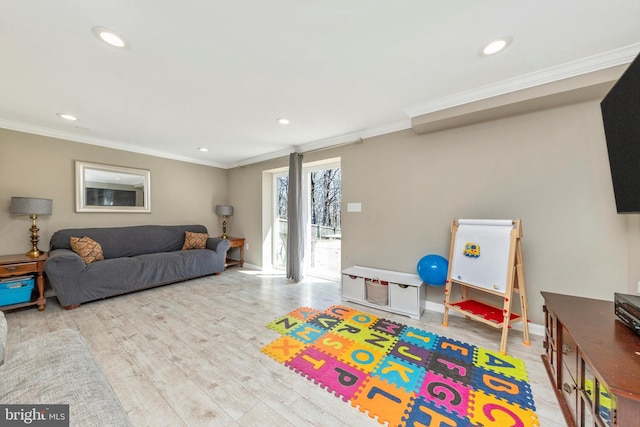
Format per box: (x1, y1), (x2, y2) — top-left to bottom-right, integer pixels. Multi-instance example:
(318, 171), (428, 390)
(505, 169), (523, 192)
(417, 254), (448, 286)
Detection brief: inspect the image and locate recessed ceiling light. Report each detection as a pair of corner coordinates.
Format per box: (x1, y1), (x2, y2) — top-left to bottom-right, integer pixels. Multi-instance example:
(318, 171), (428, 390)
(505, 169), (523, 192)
(91, 26), (130, 49)
(57, 113), (77, 121)
(197, 147), (209, 152)
(479, 36), (513, 57)
(276, 118), (290, 125)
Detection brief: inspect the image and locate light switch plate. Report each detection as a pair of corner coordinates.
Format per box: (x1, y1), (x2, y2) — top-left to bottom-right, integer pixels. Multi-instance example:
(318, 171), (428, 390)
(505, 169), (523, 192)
(347, 202), (362, 212)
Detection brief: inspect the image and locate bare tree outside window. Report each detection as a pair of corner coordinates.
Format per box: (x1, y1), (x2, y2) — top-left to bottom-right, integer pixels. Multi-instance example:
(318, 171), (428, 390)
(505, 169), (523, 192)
(310, 168), (341, 238)
(276, 167), (341, 277)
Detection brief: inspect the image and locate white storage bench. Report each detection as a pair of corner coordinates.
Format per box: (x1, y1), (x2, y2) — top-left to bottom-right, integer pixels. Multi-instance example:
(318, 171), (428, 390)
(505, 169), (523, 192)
(341, 265), (425, 319)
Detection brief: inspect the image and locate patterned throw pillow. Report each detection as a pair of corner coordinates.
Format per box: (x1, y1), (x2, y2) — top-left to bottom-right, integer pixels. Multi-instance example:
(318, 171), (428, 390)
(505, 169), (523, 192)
(182, 231), (208, 250)
(70, 236), (105, 264)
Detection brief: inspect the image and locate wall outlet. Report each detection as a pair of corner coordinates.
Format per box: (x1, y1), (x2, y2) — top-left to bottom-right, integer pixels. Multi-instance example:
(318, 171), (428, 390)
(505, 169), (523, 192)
(637, 280), (640, 293)
(245, 243), (249, 251)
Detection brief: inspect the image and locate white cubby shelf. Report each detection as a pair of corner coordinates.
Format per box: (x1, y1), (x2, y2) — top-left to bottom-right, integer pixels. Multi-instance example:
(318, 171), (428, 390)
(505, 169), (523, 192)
(341, 265), (425, 320)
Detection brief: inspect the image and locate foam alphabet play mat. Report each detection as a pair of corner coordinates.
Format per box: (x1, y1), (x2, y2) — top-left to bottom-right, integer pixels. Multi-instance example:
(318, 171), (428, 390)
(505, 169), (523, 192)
(261, 305), (539, 426)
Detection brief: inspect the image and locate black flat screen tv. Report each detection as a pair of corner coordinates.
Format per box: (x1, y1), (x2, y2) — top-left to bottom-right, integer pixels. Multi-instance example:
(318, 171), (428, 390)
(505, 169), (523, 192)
(600, 51), (640, 213)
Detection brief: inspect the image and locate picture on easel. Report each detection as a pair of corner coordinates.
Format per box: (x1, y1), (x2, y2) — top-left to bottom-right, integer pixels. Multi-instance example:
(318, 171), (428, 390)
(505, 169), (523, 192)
(442, 218), (530, 355)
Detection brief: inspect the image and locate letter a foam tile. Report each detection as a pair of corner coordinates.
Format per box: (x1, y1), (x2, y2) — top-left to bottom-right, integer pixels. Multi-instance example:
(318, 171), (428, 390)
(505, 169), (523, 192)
(474, 347), (528, 381)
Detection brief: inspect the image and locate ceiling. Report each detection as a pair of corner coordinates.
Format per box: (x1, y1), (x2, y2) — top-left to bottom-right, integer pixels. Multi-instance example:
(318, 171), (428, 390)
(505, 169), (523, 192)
(1, 1), (639, 169)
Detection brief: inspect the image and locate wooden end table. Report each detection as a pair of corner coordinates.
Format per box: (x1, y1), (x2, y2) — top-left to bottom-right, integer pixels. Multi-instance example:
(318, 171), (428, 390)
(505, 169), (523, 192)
(225, 237), (245, 268)
(0, 253), (47, 312)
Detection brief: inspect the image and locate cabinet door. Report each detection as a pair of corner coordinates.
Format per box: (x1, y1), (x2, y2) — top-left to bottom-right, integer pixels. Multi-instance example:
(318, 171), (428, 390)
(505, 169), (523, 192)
(561, 326), (578, 383)
(579, 351), (596, 426)
(562, 363), (578, 423)
(544, 305), (558, 380)
(560, 327), (579, 423)
(594, 379), (614, 427)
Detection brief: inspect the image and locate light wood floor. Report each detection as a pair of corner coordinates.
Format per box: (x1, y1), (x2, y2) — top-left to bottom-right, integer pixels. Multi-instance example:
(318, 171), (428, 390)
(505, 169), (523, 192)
(4, 268), (565, 426)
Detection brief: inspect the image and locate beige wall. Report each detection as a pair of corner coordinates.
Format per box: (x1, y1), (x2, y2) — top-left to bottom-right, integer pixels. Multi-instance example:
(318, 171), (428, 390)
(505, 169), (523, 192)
(228, 100), (635, 324)
(1, 129), (228, 255)
(2, 95), (637, 325)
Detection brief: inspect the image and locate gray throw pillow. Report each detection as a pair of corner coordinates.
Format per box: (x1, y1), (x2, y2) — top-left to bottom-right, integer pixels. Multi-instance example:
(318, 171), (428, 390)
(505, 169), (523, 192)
(0, 310), (6, 365)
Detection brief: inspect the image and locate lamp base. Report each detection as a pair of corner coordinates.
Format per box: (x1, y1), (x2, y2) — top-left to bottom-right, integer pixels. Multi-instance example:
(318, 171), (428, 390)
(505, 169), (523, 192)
(221, 216), (229, 240)
(26, 214), (43, 258)
(26, 248), (43, 258)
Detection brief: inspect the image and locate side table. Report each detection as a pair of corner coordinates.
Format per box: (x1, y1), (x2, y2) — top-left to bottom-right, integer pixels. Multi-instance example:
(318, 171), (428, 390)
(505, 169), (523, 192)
(225, 237), (245, 268)
(0, 253), (47, 312)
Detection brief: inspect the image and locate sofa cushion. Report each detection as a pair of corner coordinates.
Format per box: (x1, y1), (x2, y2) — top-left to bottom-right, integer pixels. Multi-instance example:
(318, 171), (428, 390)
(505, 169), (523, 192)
(181, 231), (208, 250)
(0, 311), (6, 365)
(0, 329), (132, 426)
(70, 236), (105, 264)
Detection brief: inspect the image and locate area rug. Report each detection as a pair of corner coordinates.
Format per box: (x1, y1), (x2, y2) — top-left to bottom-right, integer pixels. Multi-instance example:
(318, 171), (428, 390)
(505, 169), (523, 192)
(261, 305), (539, 427)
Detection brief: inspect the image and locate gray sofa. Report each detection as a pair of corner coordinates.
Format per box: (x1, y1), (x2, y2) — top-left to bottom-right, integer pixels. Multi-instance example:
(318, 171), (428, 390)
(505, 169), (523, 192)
(0, 311), (131, 426)
(45, 224), (230, 309)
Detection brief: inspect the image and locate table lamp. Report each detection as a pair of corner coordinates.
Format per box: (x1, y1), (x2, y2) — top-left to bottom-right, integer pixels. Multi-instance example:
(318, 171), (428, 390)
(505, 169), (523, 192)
(215, 205), (233, 239)
(10, 197), (53, 258)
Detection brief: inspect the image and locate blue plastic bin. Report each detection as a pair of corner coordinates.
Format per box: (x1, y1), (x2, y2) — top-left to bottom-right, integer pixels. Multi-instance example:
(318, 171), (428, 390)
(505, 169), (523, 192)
(0, 276), (35, 306)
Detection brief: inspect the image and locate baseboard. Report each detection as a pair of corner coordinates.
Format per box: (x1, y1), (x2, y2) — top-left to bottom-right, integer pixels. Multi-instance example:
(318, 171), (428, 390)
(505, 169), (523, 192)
(239, 262), (260, 270)
(424, 300), (545, 337)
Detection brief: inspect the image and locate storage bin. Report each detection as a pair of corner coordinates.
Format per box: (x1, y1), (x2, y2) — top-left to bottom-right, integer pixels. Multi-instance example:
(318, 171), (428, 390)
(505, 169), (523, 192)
(0, 275), (35, 306)
(342, 274), (365, 300)
(366, 277), (388, 306)
(389, 282), (419, 314)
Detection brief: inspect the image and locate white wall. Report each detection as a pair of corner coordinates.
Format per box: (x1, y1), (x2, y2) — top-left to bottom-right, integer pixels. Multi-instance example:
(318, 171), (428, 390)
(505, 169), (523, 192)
(228, 100), (634, 325)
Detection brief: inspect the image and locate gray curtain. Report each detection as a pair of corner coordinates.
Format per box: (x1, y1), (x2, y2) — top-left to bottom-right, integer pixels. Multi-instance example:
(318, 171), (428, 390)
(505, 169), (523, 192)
(286, 152), (304, 282)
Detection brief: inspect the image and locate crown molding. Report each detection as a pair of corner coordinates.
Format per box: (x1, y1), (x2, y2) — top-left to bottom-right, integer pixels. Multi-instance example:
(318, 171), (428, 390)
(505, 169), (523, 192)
(0, 118), (229, 169)
(405, 43), (640, 118)
(234, 119), (411, 168)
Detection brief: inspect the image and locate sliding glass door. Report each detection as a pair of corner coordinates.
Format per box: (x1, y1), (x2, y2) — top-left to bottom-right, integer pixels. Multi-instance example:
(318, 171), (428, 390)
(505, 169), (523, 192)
(273, 159), (341, 280)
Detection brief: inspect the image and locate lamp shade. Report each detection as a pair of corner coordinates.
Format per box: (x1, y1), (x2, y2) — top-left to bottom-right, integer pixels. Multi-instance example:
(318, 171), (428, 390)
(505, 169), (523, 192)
(10, 197), (53, 215)
(215, 205), (233, 216)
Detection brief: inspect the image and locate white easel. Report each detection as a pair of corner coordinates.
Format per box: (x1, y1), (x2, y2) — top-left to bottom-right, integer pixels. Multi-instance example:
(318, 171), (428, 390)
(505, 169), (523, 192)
(442, 218), (529, 355)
